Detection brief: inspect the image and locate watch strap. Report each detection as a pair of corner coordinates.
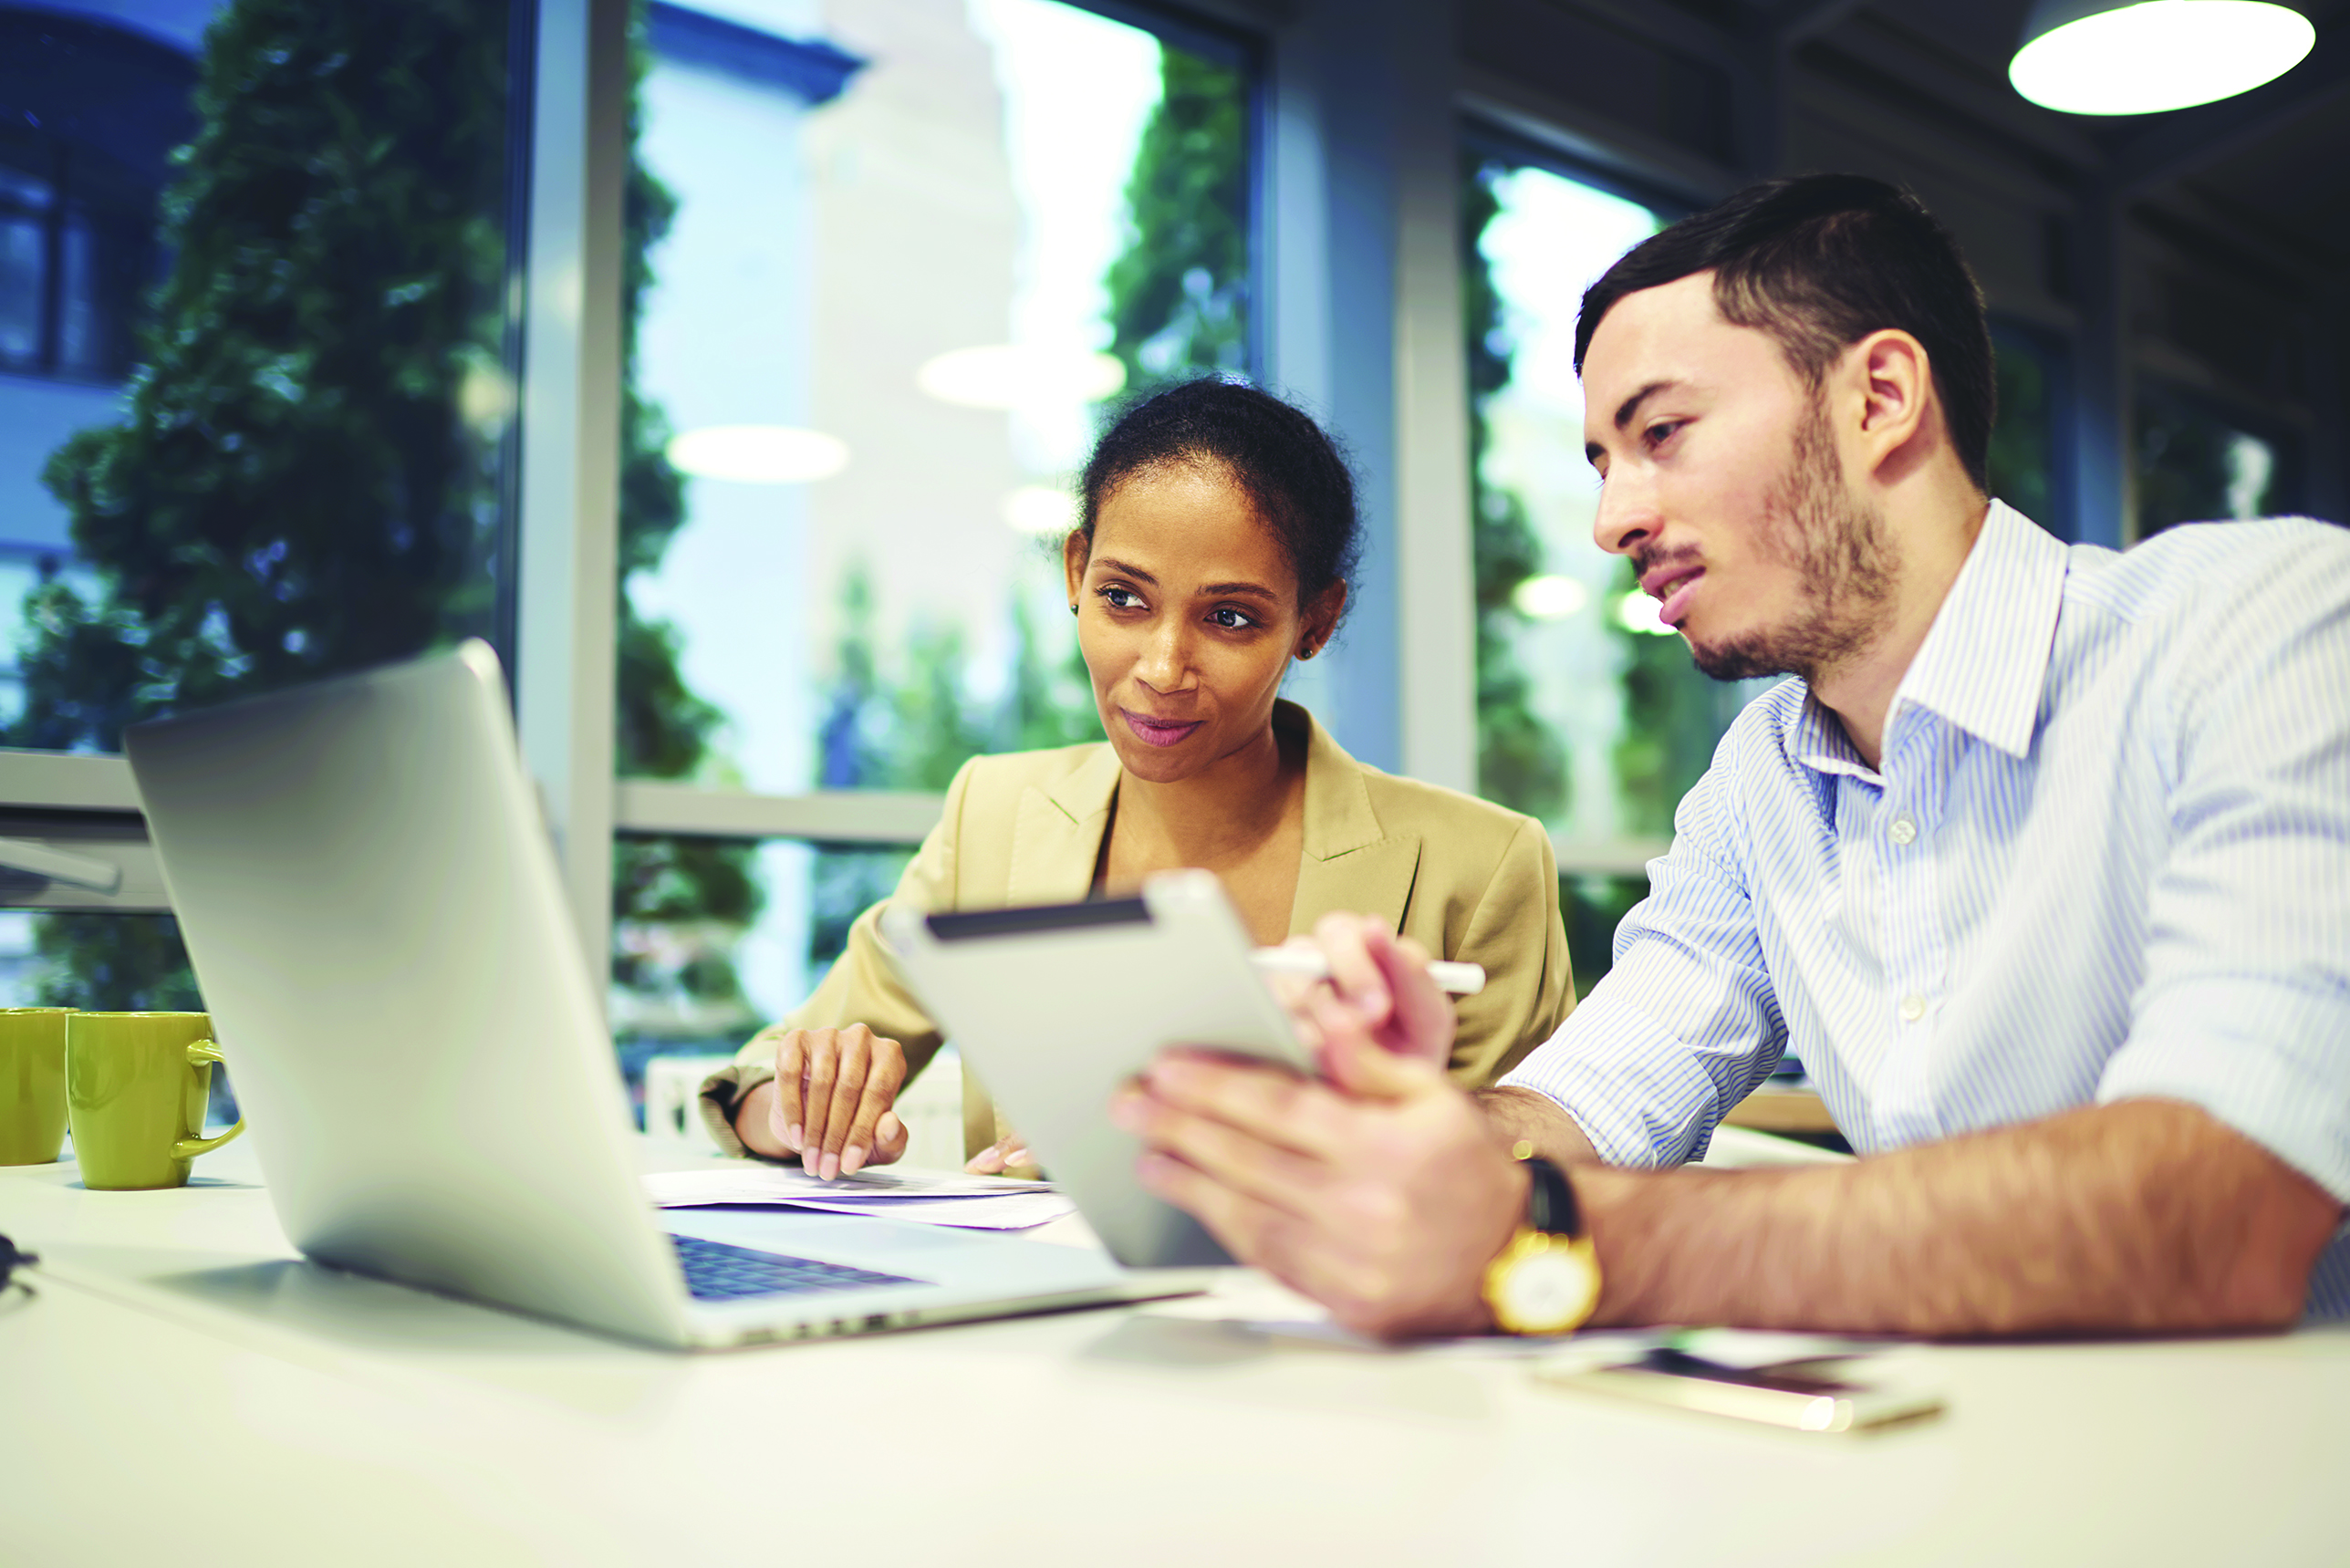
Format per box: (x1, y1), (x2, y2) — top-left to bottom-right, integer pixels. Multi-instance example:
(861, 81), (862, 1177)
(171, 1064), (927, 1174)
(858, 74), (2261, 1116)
(1523, 1156), (1582, 1240)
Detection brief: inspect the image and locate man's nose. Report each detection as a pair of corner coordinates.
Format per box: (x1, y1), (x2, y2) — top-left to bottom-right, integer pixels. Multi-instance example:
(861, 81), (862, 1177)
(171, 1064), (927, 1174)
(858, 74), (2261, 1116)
(1592, 468), (1656, 558)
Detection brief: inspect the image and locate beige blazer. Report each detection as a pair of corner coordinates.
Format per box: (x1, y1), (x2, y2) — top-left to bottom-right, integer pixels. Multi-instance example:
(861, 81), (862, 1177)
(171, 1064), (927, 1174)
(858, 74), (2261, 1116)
(700, 701), (1575, 1160)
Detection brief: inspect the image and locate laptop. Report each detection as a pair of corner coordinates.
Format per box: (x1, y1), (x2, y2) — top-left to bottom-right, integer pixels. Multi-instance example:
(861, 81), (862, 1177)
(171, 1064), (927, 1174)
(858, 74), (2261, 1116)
(122, 640), (1149, 1350)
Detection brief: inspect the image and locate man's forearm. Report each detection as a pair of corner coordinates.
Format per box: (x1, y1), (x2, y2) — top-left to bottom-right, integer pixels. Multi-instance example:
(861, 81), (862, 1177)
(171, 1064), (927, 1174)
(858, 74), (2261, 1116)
(1472, 1085), (1599, 1166)
(1575, 1098), (2342, 1336)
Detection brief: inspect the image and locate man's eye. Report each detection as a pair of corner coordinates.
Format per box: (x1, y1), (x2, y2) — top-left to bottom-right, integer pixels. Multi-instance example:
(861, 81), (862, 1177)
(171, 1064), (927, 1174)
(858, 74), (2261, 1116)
(1210, 607), (1258, 630)
(1644, 421), (1683, 447)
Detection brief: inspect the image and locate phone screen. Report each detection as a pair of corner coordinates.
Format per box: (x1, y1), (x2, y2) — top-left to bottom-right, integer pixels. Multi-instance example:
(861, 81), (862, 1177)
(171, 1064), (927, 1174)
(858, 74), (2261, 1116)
(1639, 1347), (1864, 1397)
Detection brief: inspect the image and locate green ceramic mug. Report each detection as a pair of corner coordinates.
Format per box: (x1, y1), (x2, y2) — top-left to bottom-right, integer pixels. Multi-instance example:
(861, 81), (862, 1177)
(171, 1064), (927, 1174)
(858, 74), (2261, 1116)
(66, 1011), (246, 1190)
(1, 1006), (74, 1166)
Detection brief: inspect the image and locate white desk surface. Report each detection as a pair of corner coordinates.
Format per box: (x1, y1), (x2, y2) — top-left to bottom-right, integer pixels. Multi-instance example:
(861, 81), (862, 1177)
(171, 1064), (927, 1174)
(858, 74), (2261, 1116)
(5, 1136), (2346, 1568)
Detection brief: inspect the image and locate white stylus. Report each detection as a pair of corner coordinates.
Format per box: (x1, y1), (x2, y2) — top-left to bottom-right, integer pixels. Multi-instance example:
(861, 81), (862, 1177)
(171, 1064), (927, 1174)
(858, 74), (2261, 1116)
(1249, 947), (1487, 996)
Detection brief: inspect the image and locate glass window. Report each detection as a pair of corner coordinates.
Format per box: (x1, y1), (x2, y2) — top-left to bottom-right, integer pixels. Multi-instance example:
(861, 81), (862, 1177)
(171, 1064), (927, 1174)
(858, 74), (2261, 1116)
(1988, 322), (2060, 530)
(2134, 379), (2299, 537)
(611, 0), (1253, 1064)
(0, 1), (528, 1013)
(1462, 150), (1769, 940)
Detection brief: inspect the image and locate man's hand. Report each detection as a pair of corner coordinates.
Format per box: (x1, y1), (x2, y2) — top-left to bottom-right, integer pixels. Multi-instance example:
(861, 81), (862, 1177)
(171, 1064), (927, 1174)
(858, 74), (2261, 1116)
(1114, 988), (1526, 1340)
(1274, 914), (1458, 1073)
(733, 1024), (908, 1179)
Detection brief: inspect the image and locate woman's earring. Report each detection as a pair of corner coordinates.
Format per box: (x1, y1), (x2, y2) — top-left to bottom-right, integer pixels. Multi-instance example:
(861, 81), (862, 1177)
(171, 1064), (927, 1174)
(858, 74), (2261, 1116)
(1299, 643), (1317, 659)
(1068, 603), (1078, 616)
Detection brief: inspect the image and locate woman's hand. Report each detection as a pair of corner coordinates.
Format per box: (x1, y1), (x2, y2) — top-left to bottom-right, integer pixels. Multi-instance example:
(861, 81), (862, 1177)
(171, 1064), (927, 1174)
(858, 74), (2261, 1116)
(964, 1131), (1041, 1180)
(733, 1023), (909, 1179)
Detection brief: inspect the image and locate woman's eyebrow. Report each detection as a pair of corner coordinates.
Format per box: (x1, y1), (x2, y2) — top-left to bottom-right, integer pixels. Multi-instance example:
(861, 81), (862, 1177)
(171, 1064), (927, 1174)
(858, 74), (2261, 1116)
(1092, 557), (1159, 585)
(1195, 581), (1278, 601)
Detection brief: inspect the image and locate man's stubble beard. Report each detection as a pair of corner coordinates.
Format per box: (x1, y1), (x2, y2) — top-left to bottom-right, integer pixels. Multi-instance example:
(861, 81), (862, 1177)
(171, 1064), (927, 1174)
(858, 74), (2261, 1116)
(1682, 395), (1898, 685)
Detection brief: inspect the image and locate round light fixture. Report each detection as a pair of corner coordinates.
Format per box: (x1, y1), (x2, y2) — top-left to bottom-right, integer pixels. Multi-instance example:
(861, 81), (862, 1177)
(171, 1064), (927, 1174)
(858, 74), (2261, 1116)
(916, 345), (1128, 410)
(665, 425), (848, 484)
(1003, 485), (1078, 536)
(1510, 574), (1590, 621)
(2011, 1), (2314, 116)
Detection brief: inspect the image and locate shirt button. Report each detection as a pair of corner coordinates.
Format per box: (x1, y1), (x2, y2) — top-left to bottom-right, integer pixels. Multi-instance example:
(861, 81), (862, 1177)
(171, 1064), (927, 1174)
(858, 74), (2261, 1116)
(1889, 816), (1917, 845)
(1899, 993), (1927, 1023)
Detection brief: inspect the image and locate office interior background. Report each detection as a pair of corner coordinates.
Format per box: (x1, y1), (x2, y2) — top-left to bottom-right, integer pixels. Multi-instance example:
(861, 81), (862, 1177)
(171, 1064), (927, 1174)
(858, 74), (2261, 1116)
(3, 0), (2345, 1118)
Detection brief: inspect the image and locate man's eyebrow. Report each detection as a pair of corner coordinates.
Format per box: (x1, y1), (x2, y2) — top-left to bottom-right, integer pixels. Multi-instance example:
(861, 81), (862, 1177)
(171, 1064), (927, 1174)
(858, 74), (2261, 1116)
(1589, 379), (1684, 466)
(1093, 557), (1158, 585)
(1612, 379), (1681, 432)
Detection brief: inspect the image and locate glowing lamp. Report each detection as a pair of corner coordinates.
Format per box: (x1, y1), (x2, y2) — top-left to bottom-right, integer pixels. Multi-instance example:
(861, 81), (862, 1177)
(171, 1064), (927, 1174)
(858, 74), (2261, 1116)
(2011, 1), (2314, 115)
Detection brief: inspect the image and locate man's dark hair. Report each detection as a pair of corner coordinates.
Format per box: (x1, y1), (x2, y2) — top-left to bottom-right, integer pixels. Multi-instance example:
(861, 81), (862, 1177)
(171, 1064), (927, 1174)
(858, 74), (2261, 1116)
(1575, 173), (1995, 489)
(1076, 377), (1362, 614)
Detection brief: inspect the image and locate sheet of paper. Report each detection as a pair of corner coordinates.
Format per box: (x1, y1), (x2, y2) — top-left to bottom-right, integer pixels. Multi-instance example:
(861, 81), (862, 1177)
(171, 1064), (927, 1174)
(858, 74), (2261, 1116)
(643, 1166), (1073, 1230)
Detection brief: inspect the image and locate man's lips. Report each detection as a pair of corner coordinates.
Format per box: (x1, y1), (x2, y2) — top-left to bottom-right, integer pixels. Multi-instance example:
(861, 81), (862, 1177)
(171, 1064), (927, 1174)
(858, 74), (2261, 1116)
(1642, 566), (1704, 628)
(1121, 709), (1203, 748)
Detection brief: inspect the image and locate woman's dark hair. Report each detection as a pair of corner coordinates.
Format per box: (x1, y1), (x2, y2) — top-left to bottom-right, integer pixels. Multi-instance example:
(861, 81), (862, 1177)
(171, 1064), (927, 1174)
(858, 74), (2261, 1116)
(1075, 378), (1362, 614)
(1575, 173), (1995, 490)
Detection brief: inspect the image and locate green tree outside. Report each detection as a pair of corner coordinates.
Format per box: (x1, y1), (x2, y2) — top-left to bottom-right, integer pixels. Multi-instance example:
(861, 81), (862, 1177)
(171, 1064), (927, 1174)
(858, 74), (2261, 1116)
(11, 0), (754, 1049)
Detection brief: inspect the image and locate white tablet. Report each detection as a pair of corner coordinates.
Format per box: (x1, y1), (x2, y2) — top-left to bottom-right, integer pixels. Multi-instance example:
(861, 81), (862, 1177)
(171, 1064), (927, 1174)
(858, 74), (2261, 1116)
(882, 870), (1311, 1267)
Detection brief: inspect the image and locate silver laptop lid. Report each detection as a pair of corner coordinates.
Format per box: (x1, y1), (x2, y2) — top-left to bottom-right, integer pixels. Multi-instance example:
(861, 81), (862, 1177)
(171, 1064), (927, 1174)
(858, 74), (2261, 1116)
(125, 642), (691, 1345)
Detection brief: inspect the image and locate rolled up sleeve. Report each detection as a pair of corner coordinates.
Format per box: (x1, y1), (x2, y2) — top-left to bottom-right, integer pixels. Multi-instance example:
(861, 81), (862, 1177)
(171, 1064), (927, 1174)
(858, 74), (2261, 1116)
(1500, 729), (1788, 1168)
(2097, 550), (2350, 1201)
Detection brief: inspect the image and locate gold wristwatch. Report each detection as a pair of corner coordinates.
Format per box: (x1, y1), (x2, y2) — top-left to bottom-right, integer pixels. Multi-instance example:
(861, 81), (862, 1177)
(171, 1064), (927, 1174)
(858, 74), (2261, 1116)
(1482, 1153), (1602, 1335)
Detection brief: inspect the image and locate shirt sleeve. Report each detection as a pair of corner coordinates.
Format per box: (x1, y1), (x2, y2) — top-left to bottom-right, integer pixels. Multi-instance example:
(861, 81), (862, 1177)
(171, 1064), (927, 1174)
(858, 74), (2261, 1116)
(1498, 718), (1789, 1168)
(2095, 535), (2350, 1201)
(696, 757), (974, 1158)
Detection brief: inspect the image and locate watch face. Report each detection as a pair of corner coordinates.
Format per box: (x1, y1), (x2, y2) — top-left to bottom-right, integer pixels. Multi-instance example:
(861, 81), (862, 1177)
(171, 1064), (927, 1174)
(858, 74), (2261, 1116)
(1500, 1245), (1600, 1334)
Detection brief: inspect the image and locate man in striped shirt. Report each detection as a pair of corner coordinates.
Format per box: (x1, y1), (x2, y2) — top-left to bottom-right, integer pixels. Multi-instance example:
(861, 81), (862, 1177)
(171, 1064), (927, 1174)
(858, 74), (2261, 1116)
(1114, 174), (2350, 1339)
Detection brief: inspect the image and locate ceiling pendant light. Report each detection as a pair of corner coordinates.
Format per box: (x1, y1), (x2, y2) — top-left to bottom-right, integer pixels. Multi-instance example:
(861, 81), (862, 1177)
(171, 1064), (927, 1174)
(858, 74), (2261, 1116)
(2011, 0), (2314, 115)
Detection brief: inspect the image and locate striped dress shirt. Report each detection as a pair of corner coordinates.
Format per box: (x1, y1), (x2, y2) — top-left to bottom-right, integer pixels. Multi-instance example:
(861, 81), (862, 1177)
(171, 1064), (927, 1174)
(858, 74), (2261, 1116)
(1501, 501), (2350, 1315)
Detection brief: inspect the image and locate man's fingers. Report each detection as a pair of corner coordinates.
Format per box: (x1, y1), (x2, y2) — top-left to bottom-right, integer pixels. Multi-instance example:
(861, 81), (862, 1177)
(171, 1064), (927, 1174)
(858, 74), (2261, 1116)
(1312, 912), (1395, 1024)
(1115, 1079), (1328, 1212)
(1313, 991), (1446, 1100)
(1367, 932), (1454, 1064)
(1139, 1053), (1350, 1161)
(1135, 1152), (1365, 1308)
(837, 1037), (906, 1175)
(770, 1033), (808, 1153)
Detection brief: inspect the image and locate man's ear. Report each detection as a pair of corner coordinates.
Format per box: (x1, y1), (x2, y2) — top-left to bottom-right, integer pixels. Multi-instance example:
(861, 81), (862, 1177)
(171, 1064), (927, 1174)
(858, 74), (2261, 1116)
(1851, 328), (1933, 474)
(1063, 529), (1089, 608)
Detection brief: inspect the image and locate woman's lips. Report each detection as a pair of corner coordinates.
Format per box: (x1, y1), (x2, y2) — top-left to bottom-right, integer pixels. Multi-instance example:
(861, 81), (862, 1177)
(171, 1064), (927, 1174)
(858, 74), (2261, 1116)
(1121, 709), (1203, 748)
(1658, 571), (1703, 628)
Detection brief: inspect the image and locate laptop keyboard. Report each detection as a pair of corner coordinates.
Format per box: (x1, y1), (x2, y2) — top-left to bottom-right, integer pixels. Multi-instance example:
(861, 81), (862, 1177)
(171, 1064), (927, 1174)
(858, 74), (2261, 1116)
(669, 1232), (925, 1302)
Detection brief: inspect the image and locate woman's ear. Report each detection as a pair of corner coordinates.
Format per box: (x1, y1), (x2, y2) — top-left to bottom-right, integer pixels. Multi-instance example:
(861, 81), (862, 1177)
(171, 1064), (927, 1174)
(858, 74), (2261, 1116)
(1063, 529), (1089, 610)
(1298, 581), (1347, 659)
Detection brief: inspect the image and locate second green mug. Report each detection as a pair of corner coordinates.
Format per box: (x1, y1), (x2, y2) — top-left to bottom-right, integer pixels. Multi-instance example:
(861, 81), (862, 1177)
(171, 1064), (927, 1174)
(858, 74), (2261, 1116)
(66, 1011), (246, 1190)
(1, 1006), (73, 1165)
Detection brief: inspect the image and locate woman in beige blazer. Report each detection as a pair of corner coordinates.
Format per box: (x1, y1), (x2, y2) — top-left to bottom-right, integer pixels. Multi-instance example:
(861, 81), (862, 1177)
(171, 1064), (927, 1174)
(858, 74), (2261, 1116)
(701, 379), (1574, 1176)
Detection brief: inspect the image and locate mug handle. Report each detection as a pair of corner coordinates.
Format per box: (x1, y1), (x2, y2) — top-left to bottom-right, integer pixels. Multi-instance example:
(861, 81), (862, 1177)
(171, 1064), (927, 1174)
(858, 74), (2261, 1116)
(172, 1040), (246, 1159)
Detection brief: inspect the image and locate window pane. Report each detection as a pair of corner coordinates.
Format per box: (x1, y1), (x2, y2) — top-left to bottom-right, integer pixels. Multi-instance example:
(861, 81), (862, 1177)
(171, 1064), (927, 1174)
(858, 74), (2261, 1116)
(1463, 152), (1767, 856)
(1987, 324), (2057, 527)
(610, 2), (1251, 1046)
(0, 1), (525, 1009)
(612, 835), (916, 1116)
(2134, 379), (2300, 537)
(619, 0), (1251, 798)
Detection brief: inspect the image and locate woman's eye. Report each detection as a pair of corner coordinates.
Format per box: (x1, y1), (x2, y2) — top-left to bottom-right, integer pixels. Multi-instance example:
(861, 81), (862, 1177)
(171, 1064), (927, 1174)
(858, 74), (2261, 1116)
(1099, 587), (1143, 609)
(1644, 420), (1683, 448)
(1209, 607), (1258, 630)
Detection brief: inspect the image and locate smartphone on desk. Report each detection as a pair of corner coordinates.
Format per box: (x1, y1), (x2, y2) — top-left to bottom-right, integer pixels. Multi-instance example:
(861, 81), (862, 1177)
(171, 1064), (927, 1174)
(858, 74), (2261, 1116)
(1535, 1345), (1945, 1433)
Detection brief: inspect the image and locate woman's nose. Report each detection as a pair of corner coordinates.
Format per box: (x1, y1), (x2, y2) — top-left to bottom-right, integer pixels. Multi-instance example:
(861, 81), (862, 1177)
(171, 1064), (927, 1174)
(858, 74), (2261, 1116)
(1135, 621), (1192, 692)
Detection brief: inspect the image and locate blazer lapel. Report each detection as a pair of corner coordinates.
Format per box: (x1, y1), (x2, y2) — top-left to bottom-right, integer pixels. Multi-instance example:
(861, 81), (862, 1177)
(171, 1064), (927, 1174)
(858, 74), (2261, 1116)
(1284, 702), (1421, 935)
(1005, 742), (1121, 906)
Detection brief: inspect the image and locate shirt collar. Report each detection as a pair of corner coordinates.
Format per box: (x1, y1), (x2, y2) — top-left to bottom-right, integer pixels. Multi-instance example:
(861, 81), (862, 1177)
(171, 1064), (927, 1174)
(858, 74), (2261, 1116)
(1887, 499), (2069, 762)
